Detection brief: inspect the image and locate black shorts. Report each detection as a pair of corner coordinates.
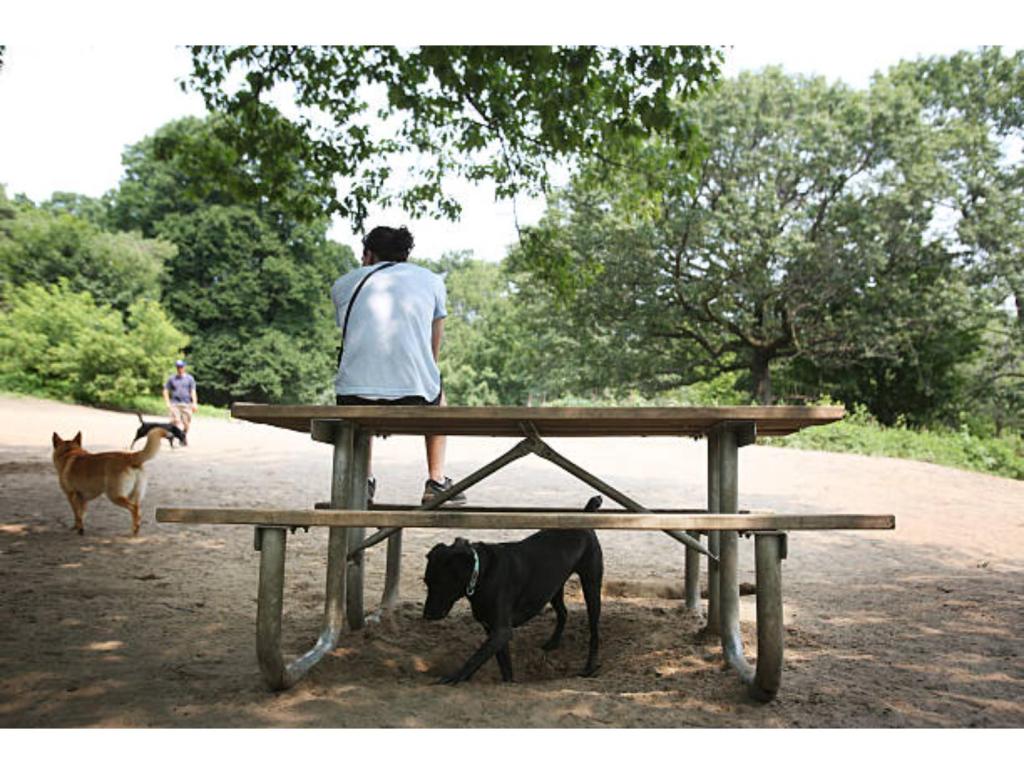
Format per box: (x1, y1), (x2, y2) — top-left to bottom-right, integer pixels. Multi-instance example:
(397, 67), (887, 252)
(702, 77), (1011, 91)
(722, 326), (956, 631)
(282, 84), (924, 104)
(336, 387), (442, 407)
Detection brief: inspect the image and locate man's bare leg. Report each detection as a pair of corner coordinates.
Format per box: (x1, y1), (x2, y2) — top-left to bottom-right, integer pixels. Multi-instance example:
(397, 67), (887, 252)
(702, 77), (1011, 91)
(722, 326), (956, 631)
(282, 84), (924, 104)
(425, 434), (445, 482)
(425, 389), (447, 482)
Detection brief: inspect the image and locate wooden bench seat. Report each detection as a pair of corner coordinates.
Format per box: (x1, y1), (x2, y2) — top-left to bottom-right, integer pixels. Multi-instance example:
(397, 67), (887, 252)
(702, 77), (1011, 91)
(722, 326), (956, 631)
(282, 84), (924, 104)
(156, 507), (894, 533)
(155, 505), (892, 701)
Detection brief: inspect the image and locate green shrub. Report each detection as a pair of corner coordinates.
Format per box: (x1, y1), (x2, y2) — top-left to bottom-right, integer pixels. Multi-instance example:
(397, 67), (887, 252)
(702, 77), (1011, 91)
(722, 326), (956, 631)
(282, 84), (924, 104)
(766, 403), (1024, 480)
(0, 280), (188, 406)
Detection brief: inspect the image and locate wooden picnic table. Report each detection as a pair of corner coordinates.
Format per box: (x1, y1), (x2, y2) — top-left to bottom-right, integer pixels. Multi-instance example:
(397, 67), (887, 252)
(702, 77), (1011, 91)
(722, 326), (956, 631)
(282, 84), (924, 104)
(157, 403), (894, 702)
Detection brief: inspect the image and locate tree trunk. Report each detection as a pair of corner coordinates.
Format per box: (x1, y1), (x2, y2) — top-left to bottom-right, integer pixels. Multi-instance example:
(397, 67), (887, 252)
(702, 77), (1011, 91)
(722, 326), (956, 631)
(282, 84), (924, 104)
(752, 349), (773, 405)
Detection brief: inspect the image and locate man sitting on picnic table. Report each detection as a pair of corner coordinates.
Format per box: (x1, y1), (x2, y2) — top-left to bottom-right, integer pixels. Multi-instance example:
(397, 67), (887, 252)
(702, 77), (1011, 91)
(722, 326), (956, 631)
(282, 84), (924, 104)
(331, 225), (466, 506)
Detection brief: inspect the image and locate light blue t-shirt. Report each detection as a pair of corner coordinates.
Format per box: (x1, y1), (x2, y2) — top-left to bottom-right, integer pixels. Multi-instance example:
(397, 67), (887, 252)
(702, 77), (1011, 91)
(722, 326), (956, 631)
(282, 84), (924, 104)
(331, 262), (447, 400)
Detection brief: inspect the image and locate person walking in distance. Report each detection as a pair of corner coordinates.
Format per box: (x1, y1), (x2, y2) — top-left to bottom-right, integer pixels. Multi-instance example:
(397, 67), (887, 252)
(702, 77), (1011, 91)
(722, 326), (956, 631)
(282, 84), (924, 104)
(331, 225), (464, 505)
(163, 359), (198, 435)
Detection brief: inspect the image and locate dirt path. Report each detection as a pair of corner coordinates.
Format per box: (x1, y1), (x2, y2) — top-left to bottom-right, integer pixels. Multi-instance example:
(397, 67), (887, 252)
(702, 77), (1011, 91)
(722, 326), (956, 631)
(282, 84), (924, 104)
(1, 394), (1021, 728)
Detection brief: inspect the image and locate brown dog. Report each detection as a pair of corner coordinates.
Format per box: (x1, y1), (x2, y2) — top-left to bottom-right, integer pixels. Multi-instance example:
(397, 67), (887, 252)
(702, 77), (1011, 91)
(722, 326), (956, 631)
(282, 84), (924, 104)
(51, 427), (167, 536)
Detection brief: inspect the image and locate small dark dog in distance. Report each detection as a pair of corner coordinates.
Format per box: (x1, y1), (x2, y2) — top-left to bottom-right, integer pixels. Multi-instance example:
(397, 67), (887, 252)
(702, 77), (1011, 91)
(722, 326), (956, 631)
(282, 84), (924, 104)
(423, 495), (604, 684)
(131, 412), (187, 449)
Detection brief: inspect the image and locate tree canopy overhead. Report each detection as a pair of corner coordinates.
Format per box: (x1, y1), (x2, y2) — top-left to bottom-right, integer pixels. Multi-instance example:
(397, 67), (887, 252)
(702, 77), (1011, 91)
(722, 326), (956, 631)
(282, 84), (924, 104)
(184, 45), (723, 230)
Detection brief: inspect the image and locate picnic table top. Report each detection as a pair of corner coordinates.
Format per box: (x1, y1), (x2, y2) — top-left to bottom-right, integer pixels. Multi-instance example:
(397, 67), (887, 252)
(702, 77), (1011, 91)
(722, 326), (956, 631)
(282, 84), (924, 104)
(230, 403), (845, 438)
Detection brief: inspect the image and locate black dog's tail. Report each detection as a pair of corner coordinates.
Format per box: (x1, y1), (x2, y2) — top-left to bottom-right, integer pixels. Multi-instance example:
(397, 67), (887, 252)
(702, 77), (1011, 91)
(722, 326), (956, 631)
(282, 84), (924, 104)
(584, 495), (603, 512)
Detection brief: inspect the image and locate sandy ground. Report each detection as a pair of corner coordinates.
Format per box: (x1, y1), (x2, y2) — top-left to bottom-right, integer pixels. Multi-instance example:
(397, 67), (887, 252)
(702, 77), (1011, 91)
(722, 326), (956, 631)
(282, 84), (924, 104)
(0, 393), (1021, 729)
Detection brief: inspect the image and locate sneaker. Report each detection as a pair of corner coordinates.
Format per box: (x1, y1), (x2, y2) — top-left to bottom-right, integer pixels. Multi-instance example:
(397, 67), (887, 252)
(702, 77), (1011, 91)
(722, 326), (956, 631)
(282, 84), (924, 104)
(422, 476), (468, 506)
(367, 476), (376, 506)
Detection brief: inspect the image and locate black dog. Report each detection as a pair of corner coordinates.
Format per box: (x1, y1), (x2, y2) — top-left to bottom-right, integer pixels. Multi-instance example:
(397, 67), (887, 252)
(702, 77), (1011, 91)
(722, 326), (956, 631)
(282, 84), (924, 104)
(131, 412), (187, 449)
(423, 495), (604, 684)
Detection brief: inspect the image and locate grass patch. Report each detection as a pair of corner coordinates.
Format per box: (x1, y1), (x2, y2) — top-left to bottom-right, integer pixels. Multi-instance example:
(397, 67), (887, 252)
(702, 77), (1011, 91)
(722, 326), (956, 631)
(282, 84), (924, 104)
(764, 404), (1024, 480)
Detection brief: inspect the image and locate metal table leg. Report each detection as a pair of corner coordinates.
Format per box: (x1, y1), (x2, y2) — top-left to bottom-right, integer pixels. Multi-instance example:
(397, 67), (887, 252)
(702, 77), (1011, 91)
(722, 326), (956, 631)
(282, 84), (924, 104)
(380, 529), (402, 612)
(684, 531), (703, 612)
(704, 432), (721, 636)
(715, 424), (753, 679)
(751, 531), (786, 701)
(255, 526), (288, 688)
(711, 422), (782, 698)
(341, 425), (371, 630)
(254, 524), (351, 691)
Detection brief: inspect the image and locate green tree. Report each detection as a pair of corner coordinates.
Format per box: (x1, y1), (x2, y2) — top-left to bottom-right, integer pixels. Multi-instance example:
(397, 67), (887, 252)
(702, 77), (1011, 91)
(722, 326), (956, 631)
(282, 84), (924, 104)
(512, 66), (996, 419)
(0, 185), (15, 231)
(107, 115), (267, 238)
(889, 48), (1024, 326)
(184, 46), (723, 230)
(106, 115), (358, 404)
(155, 206), (348, 405)
(881, 48), (1024, 430)
(0, 198), (175, 312)
(39, 192), (111, 227)
(418, 253), (587, 406)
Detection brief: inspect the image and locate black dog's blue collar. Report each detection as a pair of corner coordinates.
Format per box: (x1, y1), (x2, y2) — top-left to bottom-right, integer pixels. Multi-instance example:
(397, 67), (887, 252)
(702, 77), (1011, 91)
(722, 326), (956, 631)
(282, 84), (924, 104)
(466, 546), (480, 597)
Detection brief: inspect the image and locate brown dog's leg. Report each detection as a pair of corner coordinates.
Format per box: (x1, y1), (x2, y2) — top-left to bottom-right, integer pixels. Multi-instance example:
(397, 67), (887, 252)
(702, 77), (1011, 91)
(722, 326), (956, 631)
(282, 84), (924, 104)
(65, 491), (87, 535)
(109, 496), (141, 536)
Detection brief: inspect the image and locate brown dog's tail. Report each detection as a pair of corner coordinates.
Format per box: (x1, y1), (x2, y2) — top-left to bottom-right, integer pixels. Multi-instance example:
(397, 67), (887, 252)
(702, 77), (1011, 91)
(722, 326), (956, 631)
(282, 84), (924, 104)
(130, 427), (164, 466)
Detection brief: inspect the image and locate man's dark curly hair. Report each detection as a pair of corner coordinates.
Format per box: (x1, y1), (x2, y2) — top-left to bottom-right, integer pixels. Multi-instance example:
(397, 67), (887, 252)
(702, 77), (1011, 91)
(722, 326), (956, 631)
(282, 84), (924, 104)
(363, 226), (415, 262)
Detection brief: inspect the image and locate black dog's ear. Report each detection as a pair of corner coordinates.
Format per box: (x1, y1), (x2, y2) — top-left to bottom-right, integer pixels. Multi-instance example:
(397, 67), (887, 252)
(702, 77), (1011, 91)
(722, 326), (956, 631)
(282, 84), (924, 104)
(584, 495), (603, 512)
(453, 537), (469, 547)
(427, 543), (448, 560)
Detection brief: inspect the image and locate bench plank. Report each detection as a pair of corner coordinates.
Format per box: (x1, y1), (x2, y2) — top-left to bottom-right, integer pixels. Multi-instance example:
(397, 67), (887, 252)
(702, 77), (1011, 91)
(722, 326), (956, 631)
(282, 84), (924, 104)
(156, 507), (894, 531)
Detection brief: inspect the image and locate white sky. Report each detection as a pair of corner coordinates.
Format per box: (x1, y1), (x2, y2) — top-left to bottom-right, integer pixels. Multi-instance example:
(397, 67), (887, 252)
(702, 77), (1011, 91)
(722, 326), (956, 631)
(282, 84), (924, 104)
(1, 1), (1020, 264)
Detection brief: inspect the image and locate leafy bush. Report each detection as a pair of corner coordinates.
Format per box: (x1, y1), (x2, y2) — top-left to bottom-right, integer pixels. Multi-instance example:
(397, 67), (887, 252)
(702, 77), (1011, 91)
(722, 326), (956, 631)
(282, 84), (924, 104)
(766, 403), (1024, 480)
(0, 281), (188, 405)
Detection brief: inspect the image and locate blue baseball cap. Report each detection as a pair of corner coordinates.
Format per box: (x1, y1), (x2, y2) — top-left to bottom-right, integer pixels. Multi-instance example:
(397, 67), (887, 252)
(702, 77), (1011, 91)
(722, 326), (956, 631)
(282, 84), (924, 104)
(175, 359), (186, 367)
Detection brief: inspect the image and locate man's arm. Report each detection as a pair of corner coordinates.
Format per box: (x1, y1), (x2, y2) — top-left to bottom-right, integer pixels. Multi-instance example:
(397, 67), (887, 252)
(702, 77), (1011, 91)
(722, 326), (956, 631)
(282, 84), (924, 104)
(162, 387), (171, 408)
(431, 317), (444, 362)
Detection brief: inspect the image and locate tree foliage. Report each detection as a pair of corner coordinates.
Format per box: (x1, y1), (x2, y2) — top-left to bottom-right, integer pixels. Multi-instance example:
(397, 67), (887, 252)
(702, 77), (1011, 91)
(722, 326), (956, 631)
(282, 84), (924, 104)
(184, 46), (723, 230)
(107, 115), (279, 238)
(105, 115), (358, 404)
(889, 48), (1024, 323)
(511, 53), (1022, 427)
(154, 205), (348, 404)
(0, 196), (175, 313)
(419, 253), (577, 406)
(0, 280), (188, 405)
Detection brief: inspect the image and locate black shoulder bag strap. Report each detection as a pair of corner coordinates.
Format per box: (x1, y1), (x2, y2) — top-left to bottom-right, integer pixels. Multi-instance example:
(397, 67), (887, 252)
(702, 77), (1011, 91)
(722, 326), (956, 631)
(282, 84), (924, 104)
(337, 261), (396, 368)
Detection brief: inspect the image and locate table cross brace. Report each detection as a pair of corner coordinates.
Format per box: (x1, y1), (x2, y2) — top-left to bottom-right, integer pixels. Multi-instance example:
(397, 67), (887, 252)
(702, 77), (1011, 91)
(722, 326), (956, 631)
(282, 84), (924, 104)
(346, 424), (716, 563)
